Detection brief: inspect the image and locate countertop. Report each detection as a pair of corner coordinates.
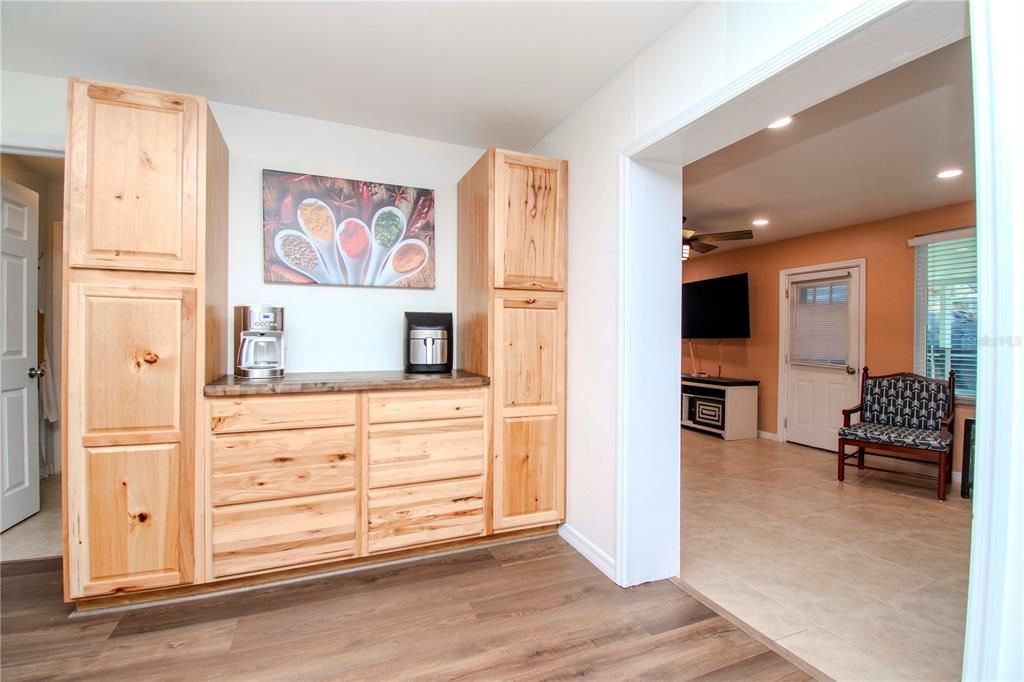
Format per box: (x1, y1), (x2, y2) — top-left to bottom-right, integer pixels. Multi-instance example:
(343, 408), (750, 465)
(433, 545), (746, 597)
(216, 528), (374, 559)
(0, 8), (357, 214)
(681, 373), (760, 387)
(204, 370), (490, 397)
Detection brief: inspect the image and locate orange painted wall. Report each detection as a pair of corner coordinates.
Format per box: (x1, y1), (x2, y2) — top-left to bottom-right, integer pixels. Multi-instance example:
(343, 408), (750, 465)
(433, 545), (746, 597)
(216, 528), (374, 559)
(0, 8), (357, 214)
(682, 201), (976, 471)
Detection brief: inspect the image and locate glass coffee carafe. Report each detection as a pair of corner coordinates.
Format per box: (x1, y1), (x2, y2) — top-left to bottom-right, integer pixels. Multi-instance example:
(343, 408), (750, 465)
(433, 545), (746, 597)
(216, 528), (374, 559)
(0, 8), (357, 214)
(234, 306), (285, 378)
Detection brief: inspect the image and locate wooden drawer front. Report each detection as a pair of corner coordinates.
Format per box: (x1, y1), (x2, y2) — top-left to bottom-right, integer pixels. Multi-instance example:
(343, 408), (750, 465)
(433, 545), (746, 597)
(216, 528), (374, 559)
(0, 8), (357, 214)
(211, 427), (356, 506)
(210, 394), (356, 434)
(368, 388), (484, 424)
(368, 418), (485, 489)
(367, 478), (484, 554)
(211, 492), (356, 577)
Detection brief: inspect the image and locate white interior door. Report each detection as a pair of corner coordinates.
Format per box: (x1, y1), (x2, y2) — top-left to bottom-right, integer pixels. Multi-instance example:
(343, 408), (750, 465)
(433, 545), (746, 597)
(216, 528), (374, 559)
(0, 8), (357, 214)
(2, 178), (40, 531)
(784, 267), (862, 451)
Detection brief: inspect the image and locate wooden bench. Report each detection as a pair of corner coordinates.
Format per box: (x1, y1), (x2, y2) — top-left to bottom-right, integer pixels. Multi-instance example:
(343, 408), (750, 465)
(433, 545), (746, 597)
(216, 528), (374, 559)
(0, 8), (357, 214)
(838, 368), (955, 500)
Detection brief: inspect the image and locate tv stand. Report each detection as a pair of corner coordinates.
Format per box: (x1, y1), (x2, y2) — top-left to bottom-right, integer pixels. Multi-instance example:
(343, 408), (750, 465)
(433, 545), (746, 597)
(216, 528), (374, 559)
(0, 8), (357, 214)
(681, 374), (758, 440)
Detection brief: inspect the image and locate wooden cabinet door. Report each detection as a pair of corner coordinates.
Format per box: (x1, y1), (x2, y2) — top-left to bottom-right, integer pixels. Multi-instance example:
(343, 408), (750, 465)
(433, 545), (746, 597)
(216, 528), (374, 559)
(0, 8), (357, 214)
(493, 151), (567, 291)
(77, 444), (185, 597)
(66, 282), (195, 598)
(66, 79), (199, 272)
(492, 292), (566, 530)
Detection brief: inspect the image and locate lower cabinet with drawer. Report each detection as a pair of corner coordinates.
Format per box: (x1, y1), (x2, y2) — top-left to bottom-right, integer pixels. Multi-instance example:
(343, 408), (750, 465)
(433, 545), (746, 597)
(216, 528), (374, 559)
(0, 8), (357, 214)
(203, 386), (495, 583)
(367, 418), (485, 488)
(210, 426), (356, 506)
(367, 477), (485, 554)
(212, 492), (357, 577)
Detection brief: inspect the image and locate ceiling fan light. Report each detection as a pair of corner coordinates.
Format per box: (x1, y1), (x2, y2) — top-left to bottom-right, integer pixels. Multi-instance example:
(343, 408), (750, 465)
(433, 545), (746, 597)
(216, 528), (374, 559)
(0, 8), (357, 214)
(682, 243), (690, 261)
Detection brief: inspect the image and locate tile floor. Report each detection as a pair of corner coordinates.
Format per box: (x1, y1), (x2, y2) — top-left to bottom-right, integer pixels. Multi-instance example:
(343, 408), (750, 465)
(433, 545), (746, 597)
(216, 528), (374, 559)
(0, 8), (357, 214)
(1, 475), (62, 561)
(678, 429), (971, 681)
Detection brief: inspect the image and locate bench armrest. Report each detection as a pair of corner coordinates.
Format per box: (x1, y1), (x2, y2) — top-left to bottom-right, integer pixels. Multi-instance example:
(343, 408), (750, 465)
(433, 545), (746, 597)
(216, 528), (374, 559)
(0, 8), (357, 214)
(842, 403), (863, 427)
(941, 409), (955, 440)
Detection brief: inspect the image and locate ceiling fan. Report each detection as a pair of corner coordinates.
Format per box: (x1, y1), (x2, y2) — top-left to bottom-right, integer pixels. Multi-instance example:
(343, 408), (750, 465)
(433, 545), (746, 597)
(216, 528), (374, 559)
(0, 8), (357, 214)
(681, 216), (754, 260)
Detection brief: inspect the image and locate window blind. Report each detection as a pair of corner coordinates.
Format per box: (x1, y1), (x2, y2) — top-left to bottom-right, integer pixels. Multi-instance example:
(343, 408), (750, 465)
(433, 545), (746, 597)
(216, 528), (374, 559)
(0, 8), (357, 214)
(789, 275), (851, 367)
(914, 232), (977, 397)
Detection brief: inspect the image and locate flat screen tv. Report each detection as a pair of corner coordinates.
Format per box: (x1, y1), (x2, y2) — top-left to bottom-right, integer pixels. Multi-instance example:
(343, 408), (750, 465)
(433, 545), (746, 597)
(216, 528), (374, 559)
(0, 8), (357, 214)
(682, 273), (751, 339)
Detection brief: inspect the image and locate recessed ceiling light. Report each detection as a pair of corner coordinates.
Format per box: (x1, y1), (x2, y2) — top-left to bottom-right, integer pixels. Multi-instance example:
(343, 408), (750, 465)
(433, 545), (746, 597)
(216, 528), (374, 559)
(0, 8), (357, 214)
(937, 168), (963, 179)
(766, 116), (793, 129)
(752, 218), (770, 226)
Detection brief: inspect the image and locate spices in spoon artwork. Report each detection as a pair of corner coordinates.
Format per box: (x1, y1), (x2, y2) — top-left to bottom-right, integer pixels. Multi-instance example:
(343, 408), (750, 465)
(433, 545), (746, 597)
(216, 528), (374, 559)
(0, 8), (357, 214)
(262, 169), (435, 289)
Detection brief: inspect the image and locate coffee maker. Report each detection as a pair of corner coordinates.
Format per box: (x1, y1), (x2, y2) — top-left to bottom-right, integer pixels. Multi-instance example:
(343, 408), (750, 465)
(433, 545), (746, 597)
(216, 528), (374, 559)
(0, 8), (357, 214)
(234, 305), (285, 378)
(405, 312), (453, 374)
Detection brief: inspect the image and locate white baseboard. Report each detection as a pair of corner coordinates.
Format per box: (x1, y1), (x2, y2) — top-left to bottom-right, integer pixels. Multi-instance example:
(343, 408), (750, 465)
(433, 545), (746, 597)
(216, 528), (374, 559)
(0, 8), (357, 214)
(558, 524), (616, 582)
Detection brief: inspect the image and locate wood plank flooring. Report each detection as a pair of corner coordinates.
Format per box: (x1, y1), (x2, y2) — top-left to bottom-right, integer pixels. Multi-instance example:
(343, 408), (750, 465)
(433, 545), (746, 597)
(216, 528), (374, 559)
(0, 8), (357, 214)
(1, 536), (811, 681)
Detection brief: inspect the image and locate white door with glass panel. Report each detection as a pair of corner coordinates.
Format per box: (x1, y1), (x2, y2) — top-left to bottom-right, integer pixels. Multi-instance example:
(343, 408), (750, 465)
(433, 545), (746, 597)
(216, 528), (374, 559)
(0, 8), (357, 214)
(2, 179), (40, 531)
(785, 268), (862, 451)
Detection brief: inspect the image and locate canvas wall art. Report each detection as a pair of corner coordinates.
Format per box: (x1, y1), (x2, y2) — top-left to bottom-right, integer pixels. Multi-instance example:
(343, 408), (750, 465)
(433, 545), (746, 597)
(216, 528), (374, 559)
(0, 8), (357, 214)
(263, 169), (435, 288)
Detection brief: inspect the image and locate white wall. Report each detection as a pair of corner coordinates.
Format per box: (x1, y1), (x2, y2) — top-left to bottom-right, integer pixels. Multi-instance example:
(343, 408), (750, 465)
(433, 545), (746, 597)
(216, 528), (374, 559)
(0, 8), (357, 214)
(532, 69), (634, 558)
(210, 102), (482, 373)
(619, 159), (682, 585)
(0, 71), (66, 153)
(630, 1), (865, 140)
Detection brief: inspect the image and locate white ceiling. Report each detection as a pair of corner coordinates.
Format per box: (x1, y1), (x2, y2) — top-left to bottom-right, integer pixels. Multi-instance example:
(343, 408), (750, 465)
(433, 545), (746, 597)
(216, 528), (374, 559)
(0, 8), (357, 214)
(682, 38), (975, 255)
(1, 1), (694, 150)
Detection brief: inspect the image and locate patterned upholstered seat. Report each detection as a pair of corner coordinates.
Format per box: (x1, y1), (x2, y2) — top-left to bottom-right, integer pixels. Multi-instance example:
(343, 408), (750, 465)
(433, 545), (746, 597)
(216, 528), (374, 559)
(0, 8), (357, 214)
(838, 368), (956, 499)
(838, 422), (951, 452)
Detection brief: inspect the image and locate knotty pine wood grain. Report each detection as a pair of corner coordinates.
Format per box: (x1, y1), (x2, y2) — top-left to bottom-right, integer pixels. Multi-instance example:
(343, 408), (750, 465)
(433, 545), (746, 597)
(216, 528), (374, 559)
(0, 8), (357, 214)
(0, 538), (810, 681)
(491, 291), (567, 531)
(210, 426), (356, 506)
(66, 79), (199, 273)
(367, 417), (485, 488)
(494, 150), (567, 291)
(367, 387), (485, 424)
(208, 393), (357, 434)
(367, 477), (485, 553)
(458, 149), (568, 538)
(62, 79), (229, 598)
(65, 283), (198, 599)
(211, 491), (357, 577)
(456, 149), (494, 379)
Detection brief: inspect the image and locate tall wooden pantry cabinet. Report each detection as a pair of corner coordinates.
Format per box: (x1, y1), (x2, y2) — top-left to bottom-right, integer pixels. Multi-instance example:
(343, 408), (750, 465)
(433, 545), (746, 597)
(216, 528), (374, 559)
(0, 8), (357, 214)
(62, 78), (228, 599)
(457, 149), (567, 531)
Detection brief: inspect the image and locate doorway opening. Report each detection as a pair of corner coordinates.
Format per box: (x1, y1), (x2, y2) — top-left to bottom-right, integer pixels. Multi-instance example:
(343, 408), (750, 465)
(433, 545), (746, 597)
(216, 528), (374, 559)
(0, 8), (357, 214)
(1, 151), (64, 561)
(641, 21), (977, 682)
